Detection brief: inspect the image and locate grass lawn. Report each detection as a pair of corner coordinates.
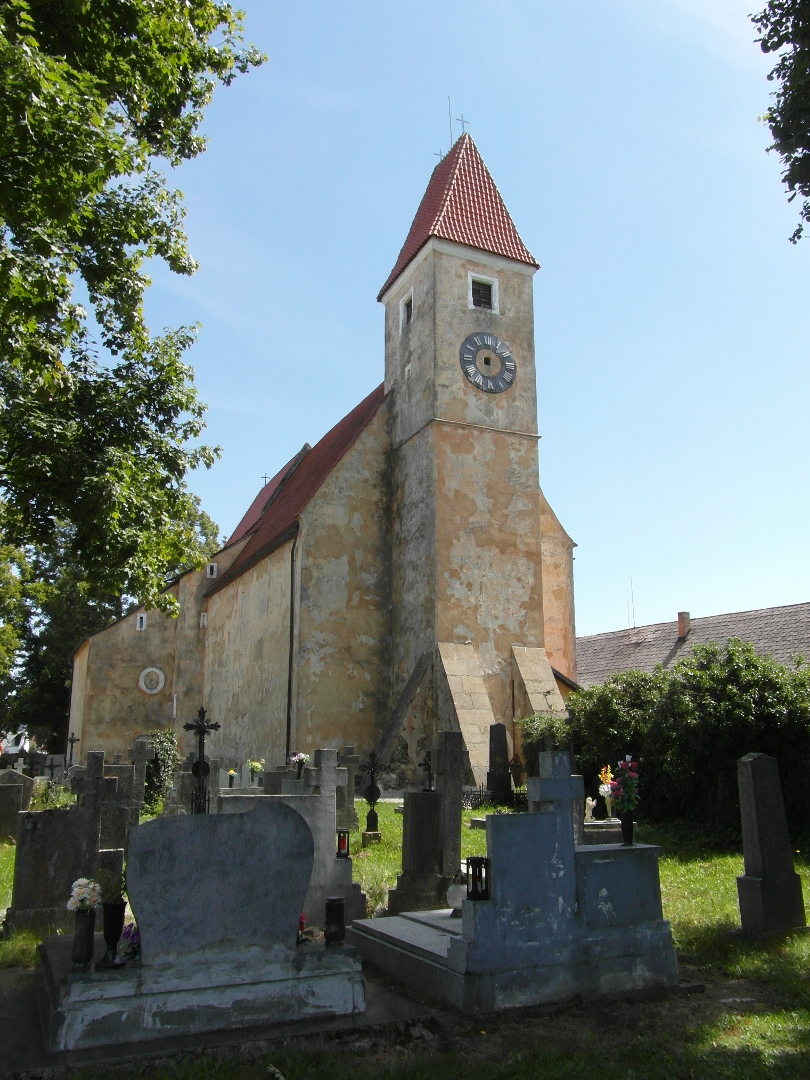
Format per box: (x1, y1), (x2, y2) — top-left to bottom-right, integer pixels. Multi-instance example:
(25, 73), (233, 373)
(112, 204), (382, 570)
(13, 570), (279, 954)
(4, 809), (810, 1076)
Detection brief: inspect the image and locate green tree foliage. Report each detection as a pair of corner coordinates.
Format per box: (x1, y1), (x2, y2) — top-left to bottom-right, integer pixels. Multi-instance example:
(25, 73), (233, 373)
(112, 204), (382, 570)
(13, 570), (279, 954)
(567, 639), (810, 831)
(0, 504), (219, 750)
(753, 1), (810, 242)
(0, 1), (262, 609)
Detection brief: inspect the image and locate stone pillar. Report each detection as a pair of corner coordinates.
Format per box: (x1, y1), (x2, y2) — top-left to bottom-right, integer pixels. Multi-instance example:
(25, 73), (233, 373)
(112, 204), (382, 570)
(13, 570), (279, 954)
(486, 723), (512, 804)
(337, 745), (360, 830)
(434, 730), (463, 879)
(387, 790), (444, 914)
(736, 753), (805, 937)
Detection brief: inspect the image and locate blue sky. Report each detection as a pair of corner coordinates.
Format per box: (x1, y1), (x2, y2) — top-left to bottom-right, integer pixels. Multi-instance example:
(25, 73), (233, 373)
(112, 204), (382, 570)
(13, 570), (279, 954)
(143, 1), (810, 638)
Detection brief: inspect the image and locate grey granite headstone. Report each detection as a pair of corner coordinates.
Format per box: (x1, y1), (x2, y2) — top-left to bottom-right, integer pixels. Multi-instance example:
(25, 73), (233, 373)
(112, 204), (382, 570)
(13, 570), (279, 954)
(128, 800), (314, 960)
(531, 750), (585, 847)
(736, 752), (805, 937)
(337, 745), (360, 830)
(0, 784), (22, 840)
(0, 769), (34, 808)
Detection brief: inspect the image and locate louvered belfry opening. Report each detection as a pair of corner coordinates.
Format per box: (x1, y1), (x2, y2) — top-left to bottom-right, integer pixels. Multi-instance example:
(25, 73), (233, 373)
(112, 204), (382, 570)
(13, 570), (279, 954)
(471, 280), (492, 309)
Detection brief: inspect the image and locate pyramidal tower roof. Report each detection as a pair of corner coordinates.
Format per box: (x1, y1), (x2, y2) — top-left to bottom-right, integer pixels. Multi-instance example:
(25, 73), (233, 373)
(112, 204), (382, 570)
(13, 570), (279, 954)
(378, 133), (538, 300)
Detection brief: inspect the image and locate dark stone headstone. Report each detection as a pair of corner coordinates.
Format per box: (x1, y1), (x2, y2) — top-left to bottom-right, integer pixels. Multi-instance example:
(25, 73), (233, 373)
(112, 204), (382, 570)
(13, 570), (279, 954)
(5, 752), (124, 933)
(736, 752), (805, 937)
(387, 730), (465, 914)
(0, 785), (23, 840)
(0, 769), (34, 809)
(486, 723), (512, 802)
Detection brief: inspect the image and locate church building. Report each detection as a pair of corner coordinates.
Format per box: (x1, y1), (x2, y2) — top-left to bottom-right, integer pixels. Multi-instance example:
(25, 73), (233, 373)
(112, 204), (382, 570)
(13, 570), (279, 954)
(69, 135), (578, 786)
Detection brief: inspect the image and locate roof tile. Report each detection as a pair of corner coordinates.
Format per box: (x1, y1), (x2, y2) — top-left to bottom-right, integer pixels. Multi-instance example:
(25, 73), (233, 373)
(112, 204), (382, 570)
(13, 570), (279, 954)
(378, 134), (538, 300)
(209, 384), (386, 595)
(576, 602), (810, 688)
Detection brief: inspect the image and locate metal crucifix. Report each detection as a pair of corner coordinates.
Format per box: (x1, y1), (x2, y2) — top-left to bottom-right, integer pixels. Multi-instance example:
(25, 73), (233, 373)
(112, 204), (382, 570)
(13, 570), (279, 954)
(183, 707), (220, 814)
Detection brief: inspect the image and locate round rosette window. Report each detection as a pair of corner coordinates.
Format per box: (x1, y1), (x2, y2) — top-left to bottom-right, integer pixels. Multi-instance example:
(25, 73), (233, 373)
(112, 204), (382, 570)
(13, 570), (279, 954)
(138, 667), (165, 695)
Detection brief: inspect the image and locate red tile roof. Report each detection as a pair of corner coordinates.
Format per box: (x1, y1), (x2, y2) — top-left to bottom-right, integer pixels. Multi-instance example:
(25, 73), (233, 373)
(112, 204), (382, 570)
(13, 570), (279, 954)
(226, 444), (310, 548)
(208, 384), (387, 595)
(378, 133), (538, 300)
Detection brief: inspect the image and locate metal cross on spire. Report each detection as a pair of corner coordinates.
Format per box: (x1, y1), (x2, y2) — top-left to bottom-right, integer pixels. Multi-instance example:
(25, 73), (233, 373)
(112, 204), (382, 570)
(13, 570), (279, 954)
(456, 113), (469, 134)
(262, 474), (270, 486)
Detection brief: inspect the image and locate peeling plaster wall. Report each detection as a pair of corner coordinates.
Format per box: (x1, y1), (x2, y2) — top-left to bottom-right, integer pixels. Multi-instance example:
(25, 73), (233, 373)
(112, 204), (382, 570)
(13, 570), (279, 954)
(203, 544), (292, 768)
(384, 239), (545, 740)
(71, 540), (248, 764)
(435, 424), (545, 725)
(538, 488), (578, 683)
(292, 399), (393, 758)
(75, 588), (180, 762)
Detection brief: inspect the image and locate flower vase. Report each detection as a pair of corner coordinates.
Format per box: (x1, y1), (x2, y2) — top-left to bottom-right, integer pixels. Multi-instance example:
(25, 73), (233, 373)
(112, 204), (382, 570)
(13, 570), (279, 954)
(618, 811), (635, 846)
(96, 900), (127, 969)
(296, 760), (304, 780)
(71, 908), (96, 967)
(605, 797), (613, 819)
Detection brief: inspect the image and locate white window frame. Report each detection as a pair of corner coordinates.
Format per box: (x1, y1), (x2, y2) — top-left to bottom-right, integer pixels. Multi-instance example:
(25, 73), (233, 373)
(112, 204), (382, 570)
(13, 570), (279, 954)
(206, 562), (218, 579)
(399, 289), (414, 332)
(199, 612), (208, 628)
(136, 613), (147, 631)
(468, 272), (499, 314)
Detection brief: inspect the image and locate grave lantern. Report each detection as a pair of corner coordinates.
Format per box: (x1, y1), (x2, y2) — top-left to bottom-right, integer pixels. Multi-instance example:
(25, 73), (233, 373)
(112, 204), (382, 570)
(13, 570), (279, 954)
(467, 856), (490, 901)
(336, 828), (350, 858)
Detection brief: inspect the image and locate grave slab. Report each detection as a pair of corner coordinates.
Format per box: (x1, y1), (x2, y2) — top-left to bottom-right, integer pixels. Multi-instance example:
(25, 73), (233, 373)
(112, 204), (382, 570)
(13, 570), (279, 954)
(41, 800), (364, 1051)
(736, 752), (805, 937)
(349, 752), (677, 1013)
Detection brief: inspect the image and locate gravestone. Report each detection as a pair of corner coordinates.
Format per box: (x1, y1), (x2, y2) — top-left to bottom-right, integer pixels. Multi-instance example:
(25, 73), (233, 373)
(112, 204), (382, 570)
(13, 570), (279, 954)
(388, 731), (464, 914)
(0, 769), (33, 806)
(4, 752), (124, 933)
(530, 750), (585, 847)
(350, 750), (677, 1013)
(337, 745), (360, 830)
(262, 765), (298, 794)
(0, 784), (23, 840)
(40, 800), (364, 1050)
(736, 753), (805, 937)
(220, 748), (366, 926)
(486, 723), (512, 803)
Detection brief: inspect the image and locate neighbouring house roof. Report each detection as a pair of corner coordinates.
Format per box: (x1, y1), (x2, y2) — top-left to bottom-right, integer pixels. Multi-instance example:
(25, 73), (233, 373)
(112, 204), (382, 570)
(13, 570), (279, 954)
(208, 384), (387, 596)
(576, 602), (810, 688)
(377, 133), (538, 300)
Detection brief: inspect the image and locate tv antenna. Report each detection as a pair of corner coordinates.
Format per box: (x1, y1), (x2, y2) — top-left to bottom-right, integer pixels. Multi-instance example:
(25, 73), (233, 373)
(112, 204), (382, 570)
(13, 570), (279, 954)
(448, 96), (453, 145)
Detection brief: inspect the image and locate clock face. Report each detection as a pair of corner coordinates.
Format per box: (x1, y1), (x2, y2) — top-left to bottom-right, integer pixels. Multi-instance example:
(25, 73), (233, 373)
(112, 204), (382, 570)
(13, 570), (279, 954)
(459, 333), (516, 394)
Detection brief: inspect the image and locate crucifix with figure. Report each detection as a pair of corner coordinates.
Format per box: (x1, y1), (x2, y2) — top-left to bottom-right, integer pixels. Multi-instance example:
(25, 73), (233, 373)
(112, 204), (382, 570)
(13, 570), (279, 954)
(183, 707), (220, 814)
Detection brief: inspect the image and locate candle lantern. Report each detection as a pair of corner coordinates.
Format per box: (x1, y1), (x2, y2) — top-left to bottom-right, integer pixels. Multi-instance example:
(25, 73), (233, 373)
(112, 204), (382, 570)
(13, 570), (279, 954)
(467, 856), (490, 901)
(324, 897), (346, 946)
(336, 828), (350, 858)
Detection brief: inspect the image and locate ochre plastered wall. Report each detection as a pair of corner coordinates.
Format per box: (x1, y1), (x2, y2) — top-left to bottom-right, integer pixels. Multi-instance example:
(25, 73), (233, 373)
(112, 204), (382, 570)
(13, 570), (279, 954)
(538, 488), (577, 682)
(203, 542), (292, 768)
(72, 539), (248, 763)
(291, 399), (393, 759)
(76, 585), (180, 762)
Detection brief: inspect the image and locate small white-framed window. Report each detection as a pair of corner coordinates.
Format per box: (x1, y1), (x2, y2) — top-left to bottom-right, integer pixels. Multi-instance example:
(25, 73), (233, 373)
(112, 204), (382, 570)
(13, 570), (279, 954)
(136, 613), (147, 631)
(399, 289), (414, 332)
(404, 363), (411, 380)
(468, 272), (499, 314)
(206, 562), (218, 579)
(199, 612), (208, 628)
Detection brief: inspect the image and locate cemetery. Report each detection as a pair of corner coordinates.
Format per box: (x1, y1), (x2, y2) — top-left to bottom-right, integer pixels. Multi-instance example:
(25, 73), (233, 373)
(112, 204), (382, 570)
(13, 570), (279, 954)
(0, 713), (807, 1079)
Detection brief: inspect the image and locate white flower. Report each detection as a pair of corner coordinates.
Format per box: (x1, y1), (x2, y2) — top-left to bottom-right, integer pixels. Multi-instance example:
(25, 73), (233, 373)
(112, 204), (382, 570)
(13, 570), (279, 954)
(599, 784), (612, 798)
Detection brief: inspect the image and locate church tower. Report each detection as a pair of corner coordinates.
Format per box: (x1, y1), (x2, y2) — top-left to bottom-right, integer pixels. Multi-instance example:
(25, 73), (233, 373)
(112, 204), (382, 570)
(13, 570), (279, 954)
(379, 134), (567, 783)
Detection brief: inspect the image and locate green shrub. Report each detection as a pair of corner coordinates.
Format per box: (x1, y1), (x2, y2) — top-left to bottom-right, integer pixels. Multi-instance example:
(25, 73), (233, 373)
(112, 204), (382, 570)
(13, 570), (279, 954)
(514, 711), (572, 776)
(143, 728), (181, 809)
(567, 639), (810, 831)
